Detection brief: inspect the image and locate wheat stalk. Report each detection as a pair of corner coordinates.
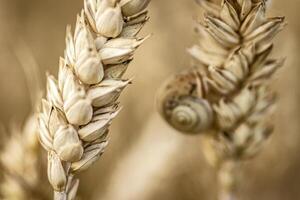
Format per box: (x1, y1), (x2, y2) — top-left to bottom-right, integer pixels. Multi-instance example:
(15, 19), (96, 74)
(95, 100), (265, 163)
(157, 0), (285, 199)
(37, 0), (151, 199)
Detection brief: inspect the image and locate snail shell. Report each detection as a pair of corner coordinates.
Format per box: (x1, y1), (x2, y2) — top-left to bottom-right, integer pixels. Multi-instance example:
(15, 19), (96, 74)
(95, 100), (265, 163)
(156, 68), (214, 134)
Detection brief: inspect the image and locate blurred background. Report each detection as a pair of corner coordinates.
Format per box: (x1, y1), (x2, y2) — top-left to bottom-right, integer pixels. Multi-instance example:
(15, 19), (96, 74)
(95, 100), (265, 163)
(0, 0), (299, 199)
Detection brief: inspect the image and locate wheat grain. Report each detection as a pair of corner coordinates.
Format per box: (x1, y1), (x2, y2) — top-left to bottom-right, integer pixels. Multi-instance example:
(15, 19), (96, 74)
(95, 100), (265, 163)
(157, 0), (285, 199)
(37, 0), (151, 199)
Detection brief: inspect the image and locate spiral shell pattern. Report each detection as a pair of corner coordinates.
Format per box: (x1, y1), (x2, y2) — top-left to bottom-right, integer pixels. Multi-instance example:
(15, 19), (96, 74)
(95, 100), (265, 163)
(157, 68), (214, 134)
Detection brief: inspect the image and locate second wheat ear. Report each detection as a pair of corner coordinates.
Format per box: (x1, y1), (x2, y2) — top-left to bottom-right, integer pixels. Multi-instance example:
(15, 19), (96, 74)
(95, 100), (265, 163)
(157, 0), (285, 199)
(37, 0), (151, 199)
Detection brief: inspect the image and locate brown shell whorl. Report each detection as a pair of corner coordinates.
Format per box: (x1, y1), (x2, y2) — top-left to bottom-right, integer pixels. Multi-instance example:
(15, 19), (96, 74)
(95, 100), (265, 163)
(156, 68), (214, 134)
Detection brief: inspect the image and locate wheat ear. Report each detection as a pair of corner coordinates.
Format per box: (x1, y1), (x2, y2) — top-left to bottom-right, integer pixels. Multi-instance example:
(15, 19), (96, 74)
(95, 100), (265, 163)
(157, 0), (285, 199)
(37, 0), (151, 199)
(0, 41), (47, 200)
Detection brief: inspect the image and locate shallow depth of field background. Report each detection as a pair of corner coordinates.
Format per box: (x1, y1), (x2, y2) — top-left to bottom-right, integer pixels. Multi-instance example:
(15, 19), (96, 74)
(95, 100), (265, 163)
(0, 0), (299, 199)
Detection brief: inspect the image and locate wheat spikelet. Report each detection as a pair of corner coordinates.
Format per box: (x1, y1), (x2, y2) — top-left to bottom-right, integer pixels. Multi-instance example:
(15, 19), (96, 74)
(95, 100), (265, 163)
(157, 0), (285, 199)
(37, 0), (151, 199)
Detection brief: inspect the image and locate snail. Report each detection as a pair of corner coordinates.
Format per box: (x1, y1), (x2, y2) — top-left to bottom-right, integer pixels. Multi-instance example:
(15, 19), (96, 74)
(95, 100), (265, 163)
(156, 68), (214, 134)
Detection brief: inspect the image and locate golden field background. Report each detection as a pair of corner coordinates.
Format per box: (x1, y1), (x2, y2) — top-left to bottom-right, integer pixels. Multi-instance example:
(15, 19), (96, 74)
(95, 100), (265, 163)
(0, 0), (299, 199)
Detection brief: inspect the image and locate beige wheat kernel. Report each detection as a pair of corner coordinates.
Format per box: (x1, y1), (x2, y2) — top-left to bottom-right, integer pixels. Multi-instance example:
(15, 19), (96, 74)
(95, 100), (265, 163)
(157, 0), (285, 200)
(38, 0), (151, 199)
